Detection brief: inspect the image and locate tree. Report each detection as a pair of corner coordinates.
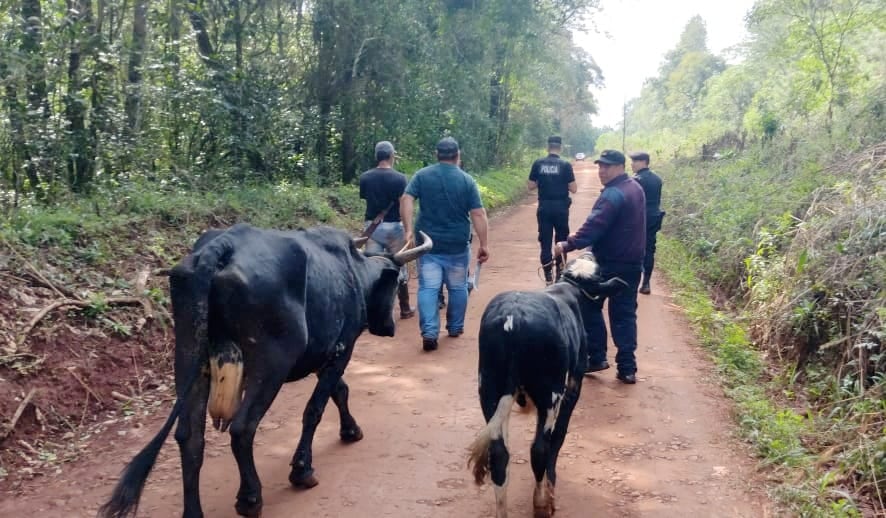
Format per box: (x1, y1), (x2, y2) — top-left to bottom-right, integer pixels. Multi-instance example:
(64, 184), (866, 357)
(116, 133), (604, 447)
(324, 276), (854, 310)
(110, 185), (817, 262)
(749, 0), (879, 133)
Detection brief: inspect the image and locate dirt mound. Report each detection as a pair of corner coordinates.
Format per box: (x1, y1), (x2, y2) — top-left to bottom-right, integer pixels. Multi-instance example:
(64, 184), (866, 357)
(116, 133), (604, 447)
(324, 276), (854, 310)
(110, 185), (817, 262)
(0, 252), (175, 490)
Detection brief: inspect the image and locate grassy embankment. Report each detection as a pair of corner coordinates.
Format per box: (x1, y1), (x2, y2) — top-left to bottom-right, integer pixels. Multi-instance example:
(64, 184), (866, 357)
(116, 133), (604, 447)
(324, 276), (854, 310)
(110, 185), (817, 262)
(654, 143), (884, 517)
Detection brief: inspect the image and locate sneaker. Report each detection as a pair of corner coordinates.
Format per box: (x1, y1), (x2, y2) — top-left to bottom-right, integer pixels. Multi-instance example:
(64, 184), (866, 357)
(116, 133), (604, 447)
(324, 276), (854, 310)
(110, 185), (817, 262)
(400, 307), (416, 319)
(422, 337), (438, 352)
(617, 372), (637, 384)
(639, 283), (651, 295)
(586, 360), (610, 373)
(447, 329), (463, 338)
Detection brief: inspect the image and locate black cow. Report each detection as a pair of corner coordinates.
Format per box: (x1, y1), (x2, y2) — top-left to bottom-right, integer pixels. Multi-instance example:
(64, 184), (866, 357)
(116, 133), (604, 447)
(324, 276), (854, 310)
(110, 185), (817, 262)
(99, 223), (431, 518)
(467, 253), (625, 518)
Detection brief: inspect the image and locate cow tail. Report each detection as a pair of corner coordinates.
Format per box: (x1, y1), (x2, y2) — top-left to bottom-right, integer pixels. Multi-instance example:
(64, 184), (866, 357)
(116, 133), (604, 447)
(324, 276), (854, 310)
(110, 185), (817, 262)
(97, 366), (200, 518)
(99, 238), (231, 518)
(467, 394), (514, 485)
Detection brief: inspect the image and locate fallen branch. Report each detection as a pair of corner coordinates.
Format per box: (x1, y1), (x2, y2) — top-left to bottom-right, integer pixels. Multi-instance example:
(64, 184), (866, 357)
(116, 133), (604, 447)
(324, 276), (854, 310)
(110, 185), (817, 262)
(18, 297), (147, 347)
(17, 439), (41, 456)
(2, 241), (74, 300)
(134, 268), (150, 295)
(1, 388), (36, 442)
(0, 271), (30, 284)
(110, 391), (134, 402)
(67, 367), (105, 406)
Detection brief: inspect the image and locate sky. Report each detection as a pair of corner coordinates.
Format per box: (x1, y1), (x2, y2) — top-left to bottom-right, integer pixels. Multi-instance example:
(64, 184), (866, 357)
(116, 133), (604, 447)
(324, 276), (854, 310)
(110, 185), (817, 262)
(573, 0), (758, 127)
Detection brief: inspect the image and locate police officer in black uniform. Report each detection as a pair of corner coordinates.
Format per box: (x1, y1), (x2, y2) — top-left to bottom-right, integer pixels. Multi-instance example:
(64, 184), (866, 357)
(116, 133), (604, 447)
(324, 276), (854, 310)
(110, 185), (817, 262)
(529, 136), (577, 284)
(629, 151), (664, 295)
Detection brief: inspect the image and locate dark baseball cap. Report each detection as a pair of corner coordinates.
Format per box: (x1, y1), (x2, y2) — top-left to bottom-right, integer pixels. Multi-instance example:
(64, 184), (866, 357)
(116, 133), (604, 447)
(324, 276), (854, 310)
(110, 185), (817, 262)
(629, 151), (650, 162)
(548, 136), (562, 146)
(594, 149), (626, 165)
(375, 141), (396, 160)
(436, 137), (459, 160)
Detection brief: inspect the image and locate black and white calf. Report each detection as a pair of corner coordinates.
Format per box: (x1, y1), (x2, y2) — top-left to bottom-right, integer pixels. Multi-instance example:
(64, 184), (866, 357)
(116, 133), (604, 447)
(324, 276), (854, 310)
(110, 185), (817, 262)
(468, 253), (625, 518)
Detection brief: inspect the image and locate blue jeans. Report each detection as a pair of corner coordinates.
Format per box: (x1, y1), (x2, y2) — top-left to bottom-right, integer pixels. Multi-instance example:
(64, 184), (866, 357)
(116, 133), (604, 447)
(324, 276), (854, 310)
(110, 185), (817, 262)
(585, 267), (642, 375)
(418, 247), (470, 338)
(364, 221), (408, 284)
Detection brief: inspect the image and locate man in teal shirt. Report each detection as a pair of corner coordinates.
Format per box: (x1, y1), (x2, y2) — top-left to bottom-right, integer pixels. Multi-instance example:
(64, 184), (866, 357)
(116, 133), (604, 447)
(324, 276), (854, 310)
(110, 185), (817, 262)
(401, 137), (490, 352)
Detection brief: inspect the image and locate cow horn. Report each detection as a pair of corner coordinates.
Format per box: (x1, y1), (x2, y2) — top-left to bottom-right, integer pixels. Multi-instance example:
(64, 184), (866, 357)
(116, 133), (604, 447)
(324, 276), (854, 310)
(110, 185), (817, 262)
(392, 231), (433, 265)
(353, 236), (369, 249)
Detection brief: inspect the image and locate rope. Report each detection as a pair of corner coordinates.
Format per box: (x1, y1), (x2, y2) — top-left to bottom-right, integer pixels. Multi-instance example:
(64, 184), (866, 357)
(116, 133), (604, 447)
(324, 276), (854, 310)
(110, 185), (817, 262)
(537, 249), (569, 283)
(561, 276), (601, 302)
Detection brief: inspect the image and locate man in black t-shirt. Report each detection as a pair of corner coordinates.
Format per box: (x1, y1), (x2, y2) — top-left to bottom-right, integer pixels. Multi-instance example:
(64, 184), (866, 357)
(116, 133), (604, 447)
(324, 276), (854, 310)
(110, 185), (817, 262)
(359, 141), (414, 319)
(529, 136), (577, 284)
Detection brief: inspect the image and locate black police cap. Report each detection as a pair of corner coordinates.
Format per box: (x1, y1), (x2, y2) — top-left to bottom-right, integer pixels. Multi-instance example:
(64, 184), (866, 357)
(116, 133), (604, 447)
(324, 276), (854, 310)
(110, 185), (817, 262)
(594, 149), (626, 165)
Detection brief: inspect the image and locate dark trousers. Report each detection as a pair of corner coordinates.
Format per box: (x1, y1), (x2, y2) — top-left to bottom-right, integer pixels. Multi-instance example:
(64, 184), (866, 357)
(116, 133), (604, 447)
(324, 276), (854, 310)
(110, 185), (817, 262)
(537, 200), (570, 271)
(644, 211), (664, 279)
(584, 266), (642, 375)
(643, 228), (658, 278)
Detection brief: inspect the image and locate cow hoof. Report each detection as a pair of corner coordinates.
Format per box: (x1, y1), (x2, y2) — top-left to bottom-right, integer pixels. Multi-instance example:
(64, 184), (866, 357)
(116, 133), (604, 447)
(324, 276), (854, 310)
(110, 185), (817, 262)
(234, 495), (262, 517)
(516, 392), (527, 407)
(289, 469), (320, 489)
(340, 426), (364, 443)
(533, 502), (555, 518)
(533, 481), (555, 518)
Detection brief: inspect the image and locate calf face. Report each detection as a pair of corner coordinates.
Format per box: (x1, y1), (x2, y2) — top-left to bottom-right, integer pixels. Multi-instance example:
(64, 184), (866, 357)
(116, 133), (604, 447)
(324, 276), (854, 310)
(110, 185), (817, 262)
(563, 252), (628, 297)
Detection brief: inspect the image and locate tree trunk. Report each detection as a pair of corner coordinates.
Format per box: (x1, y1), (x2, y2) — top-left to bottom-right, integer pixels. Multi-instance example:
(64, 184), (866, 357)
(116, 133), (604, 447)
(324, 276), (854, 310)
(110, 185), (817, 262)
(65, 0), (95, 192)
(22, 0), (50, 119)
(186, 0), (221, 70)
(2, 64), (26, 205)
(488, 55), (508, 165)
(232, 0), (246, 169)
(125, 0), (148, 135)
(316, 96), (332, 183)
(20, 0), (49, 193)
(312, 1), (337, 184)
(166, 0), (183, 158)
(89, 0), (116, 178)
(340, 97), (357, 184)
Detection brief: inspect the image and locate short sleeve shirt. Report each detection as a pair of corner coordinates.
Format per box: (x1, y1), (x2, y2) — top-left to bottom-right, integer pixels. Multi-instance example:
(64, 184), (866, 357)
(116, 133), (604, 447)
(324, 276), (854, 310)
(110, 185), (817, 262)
(359, 168), (408, 222)
(405, 163), (483, 254)
(529, 154), (575, 201)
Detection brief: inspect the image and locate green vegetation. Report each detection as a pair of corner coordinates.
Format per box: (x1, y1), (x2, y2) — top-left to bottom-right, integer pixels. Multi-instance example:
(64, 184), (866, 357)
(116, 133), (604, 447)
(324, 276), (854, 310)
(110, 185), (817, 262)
(599, 1), (885, 514)
(1, 164), (529, 266)
(1, 1), (599, 202)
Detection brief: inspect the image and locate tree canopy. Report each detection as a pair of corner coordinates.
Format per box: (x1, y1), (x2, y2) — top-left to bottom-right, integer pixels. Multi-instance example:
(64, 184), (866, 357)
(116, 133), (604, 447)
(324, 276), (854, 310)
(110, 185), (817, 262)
(0, 0), (602, 204)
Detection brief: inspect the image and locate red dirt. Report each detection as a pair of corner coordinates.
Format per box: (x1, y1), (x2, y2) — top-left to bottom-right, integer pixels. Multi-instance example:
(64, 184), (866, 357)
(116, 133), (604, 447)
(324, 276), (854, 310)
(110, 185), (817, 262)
(0, 163), (773, 517)
(0, 262), (173, 487)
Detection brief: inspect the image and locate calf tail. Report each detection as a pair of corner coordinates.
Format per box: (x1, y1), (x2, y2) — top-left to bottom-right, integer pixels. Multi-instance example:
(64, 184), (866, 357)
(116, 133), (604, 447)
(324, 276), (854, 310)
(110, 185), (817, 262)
(97, 367), (200, 518)
(467, 395), (514, 485)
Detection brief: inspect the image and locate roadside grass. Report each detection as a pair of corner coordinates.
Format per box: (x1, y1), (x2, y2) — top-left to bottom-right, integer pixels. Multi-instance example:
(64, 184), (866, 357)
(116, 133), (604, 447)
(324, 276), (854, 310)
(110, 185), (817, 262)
(658, 236), (879, 518)
(1, 164), (527, 259)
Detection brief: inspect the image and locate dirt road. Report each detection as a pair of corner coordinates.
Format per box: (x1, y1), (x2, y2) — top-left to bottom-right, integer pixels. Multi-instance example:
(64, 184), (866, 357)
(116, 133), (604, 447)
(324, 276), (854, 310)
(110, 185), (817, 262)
(1, 162), (770, 517)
